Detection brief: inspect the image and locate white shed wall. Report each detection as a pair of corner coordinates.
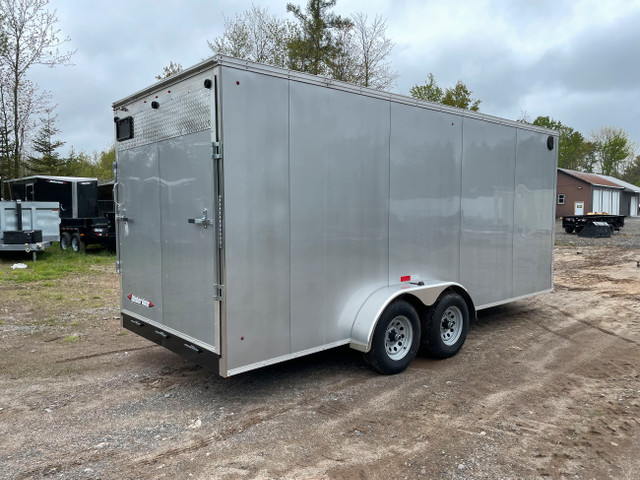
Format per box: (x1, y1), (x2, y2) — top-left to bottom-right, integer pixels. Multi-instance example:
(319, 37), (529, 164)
(592, 188), (620, 214)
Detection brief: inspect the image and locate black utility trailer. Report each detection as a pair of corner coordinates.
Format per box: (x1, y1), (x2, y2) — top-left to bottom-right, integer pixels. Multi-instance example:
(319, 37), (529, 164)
(4, 176), (115, 252)
(562, 214), (625, 234)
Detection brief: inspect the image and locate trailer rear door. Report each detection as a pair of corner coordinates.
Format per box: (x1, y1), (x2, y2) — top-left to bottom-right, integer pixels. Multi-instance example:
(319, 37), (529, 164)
(116, 86), (219, 354)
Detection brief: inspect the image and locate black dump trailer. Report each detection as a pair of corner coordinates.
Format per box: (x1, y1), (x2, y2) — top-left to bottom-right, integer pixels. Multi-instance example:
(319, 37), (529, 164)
(4, 176), (115, 252)
(562, 214), (625, 234)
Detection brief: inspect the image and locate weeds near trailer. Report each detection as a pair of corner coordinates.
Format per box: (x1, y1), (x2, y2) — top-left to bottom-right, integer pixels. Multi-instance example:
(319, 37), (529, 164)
(0, 244), (115, 284)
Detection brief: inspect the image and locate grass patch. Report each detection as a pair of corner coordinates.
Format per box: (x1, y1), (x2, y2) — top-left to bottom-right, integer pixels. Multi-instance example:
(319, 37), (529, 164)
(63, 334), (81, 343)
(0, 245), (115, 284)
(41, 318), (58, 327)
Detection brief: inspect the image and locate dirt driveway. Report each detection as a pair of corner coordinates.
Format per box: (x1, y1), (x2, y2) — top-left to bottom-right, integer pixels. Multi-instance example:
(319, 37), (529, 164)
(1, 225), (640, 479)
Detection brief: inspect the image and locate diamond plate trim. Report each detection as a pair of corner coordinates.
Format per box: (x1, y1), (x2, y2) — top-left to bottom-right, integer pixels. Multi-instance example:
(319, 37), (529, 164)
(118, 89), (211, 150)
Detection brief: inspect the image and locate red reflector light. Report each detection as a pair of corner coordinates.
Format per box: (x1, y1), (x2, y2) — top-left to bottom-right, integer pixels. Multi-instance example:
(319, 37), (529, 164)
(401, 275), (411, 282)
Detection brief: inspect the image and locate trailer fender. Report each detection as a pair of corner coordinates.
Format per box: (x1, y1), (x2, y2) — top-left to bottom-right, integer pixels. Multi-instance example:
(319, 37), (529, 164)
(349, 281), (474, 353)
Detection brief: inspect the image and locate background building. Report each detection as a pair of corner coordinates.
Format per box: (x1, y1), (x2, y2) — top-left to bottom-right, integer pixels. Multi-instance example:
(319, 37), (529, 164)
(556, 168), (631, 218)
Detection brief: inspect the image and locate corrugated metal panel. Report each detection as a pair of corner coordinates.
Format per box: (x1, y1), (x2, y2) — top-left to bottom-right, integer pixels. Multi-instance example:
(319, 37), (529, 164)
(558, 168), (624, 189)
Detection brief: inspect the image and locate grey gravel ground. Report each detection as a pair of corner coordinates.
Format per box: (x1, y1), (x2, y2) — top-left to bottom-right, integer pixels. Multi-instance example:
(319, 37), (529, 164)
(555, 216), (640, 249)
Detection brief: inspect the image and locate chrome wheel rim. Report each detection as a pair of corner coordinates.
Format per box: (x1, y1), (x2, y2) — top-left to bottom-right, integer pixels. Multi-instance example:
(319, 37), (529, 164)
(385, 315), (413, 360)
(440, 306), (463, 346)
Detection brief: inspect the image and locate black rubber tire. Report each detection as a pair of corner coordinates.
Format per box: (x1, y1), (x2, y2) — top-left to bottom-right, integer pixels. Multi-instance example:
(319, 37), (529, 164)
(421, 293), (470, 359)
(365, 300), (420, 375)
(60, 232), (71, 250)
(70, 233), (86, 253)
(564, 227), (574, 234)
(575, 226), (584, 234)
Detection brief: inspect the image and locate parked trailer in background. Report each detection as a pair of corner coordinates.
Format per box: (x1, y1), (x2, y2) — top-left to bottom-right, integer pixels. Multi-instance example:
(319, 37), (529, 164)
(113, 56), (558, 377)
(0, 200), (60, 260)
(562, 214), (625, 234)
(4, 176), (116, 252)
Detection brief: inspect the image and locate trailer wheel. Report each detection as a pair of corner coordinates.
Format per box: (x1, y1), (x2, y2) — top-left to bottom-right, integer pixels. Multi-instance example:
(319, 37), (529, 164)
(365, 300), (420, 375)
(60, 232), (71, 250)
(564, 226), (574, 234)
(70, 233), (86, 253)
(421, 293), (469, 359)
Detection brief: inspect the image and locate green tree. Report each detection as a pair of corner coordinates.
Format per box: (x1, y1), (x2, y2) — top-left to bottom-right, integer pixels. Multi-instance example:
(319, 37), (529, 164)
(410, 73), (481, 111)
(286, 0), (352, 76)
(91, 144), (115, 181)
(63, 148), (91, 176)
(409, 73), (443, 103)
(63, 145), (114, 181)
(622, 155), (640, 186)
(208, 4), (397, 91)
(532, 116), (589, 171)
(26, 109), (66, 174)
(591, 127), (633, 176)
(442, 81), (481, 111)
(0, 0), (74, 178)
(580, 141), (598, 173)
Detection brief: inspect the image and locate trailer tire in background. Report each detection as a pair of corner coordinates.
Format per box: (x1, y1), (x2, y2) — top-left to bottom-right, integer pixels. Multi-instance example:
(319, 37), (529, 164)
(60, 232), (71, 251)
(564, 227), (574, 234)
(365, 300), (421, 375)
(71, 233), (85, 253)
(421, 293), (470, 359)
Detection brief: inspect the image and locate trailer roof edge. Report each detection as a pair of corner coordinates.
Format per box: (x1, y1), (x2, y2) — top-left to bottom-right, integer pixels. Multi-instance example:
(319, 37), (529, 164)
(112, 55), (557, 136)
(4, 175), (98, 184)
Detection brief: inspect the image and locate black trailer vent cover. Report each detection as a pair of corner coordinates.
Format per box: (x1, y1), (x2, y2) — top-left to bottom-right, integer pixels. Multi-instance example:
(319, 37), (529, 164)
(116, 116), (134, 142)
(547, 135), (554, 150)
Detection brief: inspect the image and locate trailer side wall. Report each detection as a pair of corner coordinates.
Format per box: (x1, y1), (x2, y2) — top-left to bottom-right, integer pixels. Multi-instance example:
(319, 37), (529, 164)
(220, 66), (556, 374)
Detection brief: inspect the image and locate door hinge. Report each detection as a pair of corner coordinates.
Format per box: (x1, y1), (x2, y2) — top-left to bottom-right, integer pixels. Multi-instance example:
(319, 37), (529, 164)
(212, 141), (222, 160)
(214, 284), (224, 301)
(217, 194), (223, 249)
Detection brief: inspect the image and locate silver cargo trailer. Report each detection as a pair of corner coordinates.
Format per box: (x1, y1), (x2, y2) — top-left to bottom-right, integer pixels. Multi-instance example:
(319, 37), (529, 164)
(113, 55), (557, 376)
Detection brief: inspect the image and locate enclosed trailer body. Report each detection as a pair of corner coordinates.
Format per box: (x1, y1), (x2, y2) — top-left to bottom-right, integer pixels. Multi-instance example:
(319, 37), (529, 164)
(6, 176), (99, 219)
(113, 56), (557, 377)
(0, 201), (60, 258)
(5, 176), (115, 251)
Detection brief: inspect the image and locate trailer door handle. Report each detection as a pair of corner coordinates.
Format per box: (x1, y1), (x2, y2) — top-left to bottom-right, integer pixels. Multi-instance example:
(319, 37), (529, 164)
(115, 209), (128, 223)
(188, 209), (213, 228)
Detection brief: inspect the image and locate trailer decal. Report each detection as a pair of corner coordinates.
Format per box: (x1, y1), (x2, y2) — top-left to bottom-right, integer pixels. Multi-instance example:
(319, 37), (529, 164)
(127, 294), (155, 308)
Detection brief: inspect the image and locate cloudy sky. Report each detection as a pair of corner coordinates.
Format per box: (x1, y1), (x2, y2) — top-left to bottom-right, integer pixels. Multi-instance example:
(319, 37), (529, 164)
(30, 0), (640, 157)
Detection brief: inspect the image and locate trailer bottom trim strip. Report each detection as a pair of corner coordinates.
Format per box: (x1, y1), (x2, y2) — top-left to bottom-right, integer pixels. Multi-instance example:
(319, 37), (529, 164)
(122, 313), (220, 372)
